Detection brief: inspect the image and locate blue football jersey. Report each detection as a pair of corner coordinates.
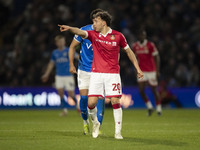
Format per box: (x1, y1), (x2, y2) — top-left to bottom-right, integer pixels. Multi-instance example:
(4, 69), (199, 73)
(74, 24), (93, 72)
(51, 47), (72, 76)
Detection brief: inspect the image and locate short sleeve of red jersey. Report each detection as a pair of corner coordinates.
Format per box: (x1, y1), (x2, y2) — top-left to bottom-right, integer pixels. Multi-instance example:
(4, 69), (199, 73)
(150, 42), (159, 56)
(85, 30), (93, 41)
(119, 33), (129, 50)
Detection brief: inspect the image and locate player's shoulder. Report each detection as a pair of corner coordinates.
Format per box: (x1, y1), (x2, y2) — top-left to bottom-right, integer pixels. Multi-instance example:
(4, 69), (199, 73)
(147, 40), (155, 46)
(132, 41), (139, 47)
(80, 24), (93, 31)
(52, 49), (58, 54)
(147, 41), (157, 49)
(51, 49), (58, 58)
(111, 29), (123, 36)
(111, 30), (126, 41)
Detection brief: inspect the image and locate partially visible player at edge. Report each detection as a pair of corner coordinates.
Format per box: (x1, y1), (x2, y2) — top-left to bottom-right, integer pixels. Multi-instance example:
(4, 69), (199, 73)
(132, 30), (162, 116)
(41, 35), (78, 116)
(69, 9), (105, 135)
(58, 11), (143, 139)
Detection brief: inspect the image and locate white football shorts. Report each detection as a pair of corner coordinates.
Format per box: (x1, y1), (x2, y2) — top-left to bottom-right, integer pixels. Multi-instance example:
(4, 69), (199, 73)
(88, 72), (122, 99)
(55, 75), (75, 91)
(137, 71), (158, 86)
(77, 69), (91, 90)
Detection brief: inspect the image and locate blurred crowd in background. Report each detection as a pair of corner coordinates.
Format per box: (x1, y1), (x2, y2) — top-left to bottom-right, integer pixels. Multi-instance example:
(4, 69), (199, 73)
(0, 0), (199, 87)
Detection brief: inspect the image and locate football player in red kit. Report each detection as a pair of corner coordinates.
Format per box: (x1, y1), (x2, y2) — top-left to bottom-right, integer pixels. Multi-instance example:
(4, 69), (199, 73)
(58, 11), (143, 139)
(132, 30), (162, 116)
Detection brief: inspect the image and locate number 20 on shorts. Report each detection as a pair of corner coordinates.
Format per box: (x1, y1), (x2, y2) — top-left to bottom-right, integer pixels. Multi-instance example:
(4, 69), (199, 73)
(112, 83), (121, 94)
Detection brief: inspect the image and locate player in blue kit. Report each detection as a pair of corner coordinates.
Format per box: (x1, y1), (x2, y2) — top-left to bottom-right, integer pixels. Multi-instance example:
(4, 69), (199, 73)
(41, 35), (78, 116)
(69, 9), (105, 135)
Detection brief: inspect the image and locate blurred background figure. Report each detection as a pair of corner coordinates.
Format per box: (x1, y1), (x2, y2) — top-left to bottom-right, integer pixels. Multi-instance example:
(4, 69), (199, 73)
(132, 29), (161, 116)
(41, 35), (78, 116)
(159, 80), (182, 108)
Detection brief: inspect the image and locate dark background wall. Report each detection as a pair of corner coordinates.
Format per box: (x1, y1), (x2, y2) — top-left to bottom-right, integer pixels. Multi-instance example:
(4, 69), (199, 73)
(0, 0), (199, 87)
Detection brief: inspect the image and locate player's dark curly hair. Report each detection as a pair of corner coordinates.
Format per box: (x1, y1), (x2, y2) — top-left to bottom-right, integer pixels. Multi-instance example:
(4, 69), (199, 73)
(90, 8), (104, 20)
(94, 11), (112, 26)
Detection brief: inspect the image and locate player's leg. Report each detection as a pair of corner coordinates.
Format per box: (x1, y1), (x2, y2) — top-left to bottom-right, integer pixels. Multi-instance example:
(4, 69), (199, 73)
(110, 97), (123, 139)
(88, 72), (104, 138)
(96, 98), (105, 135)
(96, 99), (105, 125)
(79, 89), (90, 135)
(88, 96), (100, 138)
(67, 90), (79, 109)
(67, 90), (77, 106)
(57, 88), (68, 116)
(148, 72), (162, 116)
(57, 88), (65, 104)
(64, 76), (79, 111)
(104, 73), (123, 139)
(138, 81), (154, 116)
(55, 76), (68, 116)
(138, 73), (154, 115)
(88, 96), (99, 116)
(150, 85), (162, 116)
(77, 70), (91, 134)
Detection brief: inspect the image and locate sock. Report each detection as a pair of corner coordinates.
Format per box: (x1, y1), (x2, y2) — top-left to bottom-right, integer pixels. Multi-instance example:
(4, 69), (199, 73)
(72, 96), (77, 105)
(61, 97), (67, 109)
(88, 105), (98, 124)
(145, 99), (153, 109)
(79, 96), (89, 123)
(112, 103), (122, 134)
(97, 99), (105, 125)
(83, 119), (89, 125)
(156, 100), (162, 112)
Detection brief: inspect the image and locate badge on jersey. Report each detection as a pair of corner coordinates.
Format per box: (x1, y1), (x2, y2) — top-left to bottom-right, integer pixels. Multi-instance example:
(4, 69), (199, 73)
(110, 35), (115, 40)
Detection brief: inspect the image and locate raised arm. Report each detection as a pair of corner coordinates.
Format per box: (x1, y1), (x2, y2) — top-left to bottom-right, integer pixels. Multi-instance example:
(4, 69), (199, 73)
(58, 25), (87, 38)
(69, 39), (80, 74)
(123, 48), (144, 79)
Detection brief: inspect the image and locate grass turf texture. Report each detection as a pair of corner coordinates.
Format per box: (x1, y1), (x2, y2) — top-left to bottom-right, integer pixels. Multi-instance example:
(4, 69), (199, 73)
(0, 109), (199, 150)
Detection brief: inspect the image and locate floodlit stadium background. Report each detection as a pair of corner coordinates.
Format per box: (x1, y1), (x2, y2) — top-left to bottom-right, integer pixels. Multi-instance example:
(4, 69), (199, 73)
(0, 0), (200, 108)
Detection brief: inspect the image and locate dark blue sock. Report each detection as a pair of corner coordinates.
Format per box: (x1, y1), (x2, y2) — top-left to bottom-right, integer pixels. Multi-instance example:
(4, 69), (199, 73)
(61, 97), (67, 108)
(97, 99), (105, 125)
(79, 96), (88, 121)
(72, 96), (77, 105)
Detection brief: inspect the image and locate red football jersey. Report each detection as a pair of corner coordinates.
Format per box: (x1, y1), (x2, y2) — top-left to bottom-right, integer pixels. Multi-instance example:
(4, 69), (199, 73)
(132, 40), (158, 72)
(85, 29), (129, 73)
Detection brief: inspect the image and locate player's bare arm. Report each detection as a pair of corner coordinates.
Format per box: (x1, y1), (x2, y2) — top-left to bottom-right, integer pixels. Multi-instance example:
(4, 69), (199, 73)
(69, 39), (80, 74)
(58, 25), (87, 38)
(41, 61), (54, 82)
(154, 54), (160, 78)
(123, 48), (144, 79)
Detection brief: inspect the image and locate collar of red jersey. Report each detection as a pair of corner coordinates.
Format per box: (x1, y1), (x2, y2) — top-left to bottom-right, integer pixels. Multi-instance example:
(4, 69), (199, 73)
(99, 28), (112, 37)
(138, 39), (148, 46)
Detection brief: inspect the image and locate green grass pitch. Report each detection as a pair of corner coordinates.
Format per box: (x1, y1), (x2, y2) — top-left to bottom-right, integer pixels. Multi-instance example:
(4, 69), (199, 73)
(0, 109), (199, 150)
